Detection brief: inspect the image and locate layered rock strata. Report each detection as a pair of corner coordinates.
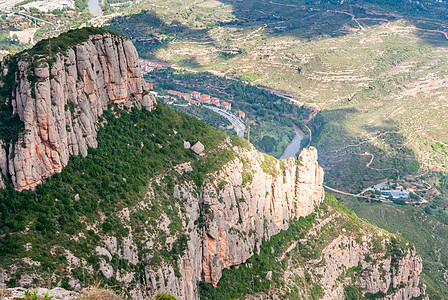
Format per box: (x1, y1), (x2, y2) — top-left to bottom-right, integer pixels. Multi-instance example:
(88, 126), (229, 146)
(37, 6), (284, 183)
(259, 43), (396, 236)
(0, 32), (156, 191)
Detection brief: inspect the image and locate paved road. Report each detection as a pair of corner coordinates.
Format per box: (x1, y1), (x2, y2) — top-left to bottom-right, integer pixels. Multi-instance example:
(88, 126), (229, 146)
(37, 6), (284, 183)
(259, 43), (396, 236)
(2, 8), (53, 24)
(204, 105), (246, 138)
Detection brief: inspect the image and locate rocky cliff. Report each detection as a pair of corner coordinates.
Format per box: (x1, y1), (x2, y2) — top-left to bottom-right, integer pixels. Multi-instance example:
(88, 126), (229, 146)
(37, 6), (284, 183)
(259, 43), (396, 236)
(0, 29), (155, 191)
(137, 146), (425, 300)
(0, 30), (426, 300)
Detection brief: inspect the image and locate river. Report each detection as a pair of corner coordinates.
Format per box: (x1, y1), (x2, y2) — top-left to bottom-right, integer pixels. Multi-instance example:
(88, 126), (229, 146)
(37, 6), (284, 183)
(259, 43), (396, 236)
(88, 0), (103, 17)
(280, 125), (305, 159)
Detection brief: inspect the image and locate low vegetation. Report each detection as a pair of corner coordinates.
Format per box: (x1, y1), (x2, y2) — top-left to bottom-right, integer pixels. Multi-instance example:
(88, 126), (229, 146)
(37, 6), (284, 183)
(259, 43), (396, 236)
(199, 193), (408, 299)
(0, 103), (238, 291)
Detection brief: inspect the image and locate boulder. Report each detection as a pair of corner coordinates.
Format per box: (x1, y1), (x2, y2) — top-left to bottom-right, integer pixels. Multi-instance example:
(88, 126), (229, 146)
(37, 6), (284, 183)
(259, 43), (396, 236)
(190, 141), (205, 155)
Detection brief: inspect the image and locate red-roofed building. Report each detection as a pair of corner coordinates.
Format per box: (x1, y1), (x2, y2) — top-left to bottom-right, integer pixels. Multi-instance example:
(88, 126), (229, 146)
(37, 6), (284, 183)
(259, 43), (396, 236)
(221, 102), (231, 110)
(201, 94), (211, 100)
(188, 99), (200, 106)
(210, 97), (219, 102)
(200, 98), (211, 104)
(167, 90), (190, 100)
(211, 100), (220, 107)
(191, 91), (201, 100)
(234, 110), (245, 119)
(147, 83), (153, 90)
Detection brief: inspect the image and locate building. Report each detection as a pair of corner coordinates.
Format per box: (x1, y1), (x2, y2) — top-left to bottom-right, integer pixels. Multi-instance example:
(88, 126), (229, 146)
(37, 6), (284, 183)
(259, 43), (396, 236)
(210, 97), (219, 102)
(147, 83), (153, 90)
(221, 102), (231, 110)
(200, 98), (211, 104)
(167, 90), (190, 100)
(380, 191), (409, 199)
(188, 99), (200, 106)
(234, 110), (245, 119)
(373, 184), (390, 190)
(191, 91), (201, 100)
(211, 100), (220, 107)
(201, 94), (211, 100)
(181, 93), (190, 100)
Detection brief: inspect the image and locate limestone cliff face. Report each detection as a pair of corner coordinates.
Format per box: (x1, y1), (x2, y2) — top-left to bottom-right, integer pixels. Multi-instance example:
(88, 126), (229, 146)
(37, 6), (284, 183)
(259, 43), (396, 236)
(200, 147), (324, 287)
(0, 32), (156, 191)
(122, 145), (423, 300)
(114, 145), (325, 300)
(317, 230), (424, 300)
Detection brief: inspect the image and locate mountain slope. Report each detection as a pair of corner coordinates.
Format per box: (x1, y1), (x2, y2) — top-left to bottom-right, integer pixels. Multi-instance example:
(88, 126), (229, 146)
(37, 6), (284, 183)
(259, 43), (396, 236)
(0, 28), (426, 300)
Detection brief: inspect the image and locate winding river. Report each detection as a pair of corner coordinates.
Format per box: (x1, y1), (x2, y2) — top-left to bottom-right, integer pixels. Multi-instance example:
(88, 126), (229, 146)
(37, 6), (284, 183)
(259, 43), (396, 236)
(88, 0), (103, 17)
(280, 125), (305, 159)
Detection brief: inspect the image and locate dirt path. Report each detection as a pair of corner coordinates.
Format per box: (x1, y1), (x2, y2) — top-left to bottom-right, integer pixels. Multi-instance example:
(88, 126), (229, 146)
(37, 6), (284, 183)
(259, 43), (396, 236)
(324, 185), (369, 198)
(359, 152), (395, 171)
(329, 10), (364, 30)
(278, 241), (298, 261)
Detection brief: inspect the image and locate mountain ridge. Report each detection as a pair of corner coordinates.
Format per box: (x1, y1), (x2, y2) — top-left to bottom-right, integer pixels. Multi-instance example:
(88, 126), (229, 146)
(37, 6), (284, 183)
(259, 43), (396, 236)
(0, 28), (427, 300)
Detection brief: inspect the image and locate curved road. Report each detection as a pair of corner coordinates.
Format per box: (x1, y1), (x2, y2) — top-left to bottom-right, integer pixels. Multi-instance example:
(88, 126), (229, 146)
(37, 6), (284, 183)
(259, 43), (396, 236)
(204, 105), (246, 138)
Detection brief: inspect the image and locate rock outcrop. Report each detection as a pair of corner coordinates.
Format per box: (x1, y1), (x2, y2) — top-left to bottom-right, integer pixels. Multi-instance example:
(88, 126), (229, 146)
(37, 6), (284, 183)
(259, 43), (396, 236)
(317, 232), (424, 300)
(200, 147), (324, 287)
(137, 146), (425, 300)
(101, 145), (325, 300)
(0, 30), (156, 191)
(0, 30), (426, 300)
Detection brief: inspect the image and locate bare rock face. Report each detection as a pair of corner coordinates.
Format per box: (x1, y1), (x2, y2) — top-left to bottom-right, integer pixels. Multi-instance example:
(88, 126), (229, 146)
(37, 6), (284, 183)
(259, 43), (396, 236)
(317, 234), (425, 300)
(0, 140), (7, 188)
(190, 141), (205, 155)
(142, 146), (325, 299)
(138, 146), (424, 300)
(200, 147), (325, 287)
(0, 31), (156, 191)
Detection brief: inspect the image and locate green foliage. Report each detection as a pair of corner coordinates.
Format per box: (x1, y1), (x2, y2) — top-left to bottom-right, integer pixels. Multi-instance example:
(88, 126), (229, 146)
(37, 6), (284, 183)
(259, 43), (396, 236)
(0, 59), (24, 144)
(0, 103), (232, 270)
(254, 136), (277, 153)
(344, 285), (363, 300)
(260, 153), (279, 177)
(155, 293), (178, 300)
(22, 27), (123, 58)
(74, 0), (87, 11)
(364, 291), (386, 300)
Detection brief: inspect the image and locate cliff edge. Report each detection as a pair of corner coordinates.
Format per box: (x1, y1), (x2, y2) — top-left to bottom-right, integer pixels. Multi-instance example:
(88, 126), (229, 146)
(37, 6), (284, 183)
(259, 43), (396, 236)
(0, 28), (155, 191)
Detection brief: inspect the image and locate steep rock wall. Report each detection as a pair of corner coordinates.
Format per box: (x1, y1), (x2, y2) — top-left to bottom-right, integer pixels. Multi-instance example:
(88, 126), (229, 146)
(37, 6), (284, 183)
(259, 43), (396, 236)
(0, 32), (155, 191)
(126, 146), (325, 300)
(137, 146), (423, 300)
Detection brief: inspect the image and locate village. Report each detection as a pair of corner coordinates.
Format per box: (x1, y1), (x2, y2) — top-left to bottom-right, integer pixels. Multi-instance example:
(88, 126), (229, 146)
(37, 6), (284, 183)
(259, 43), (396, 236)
(371, 183), (412, 199)
(148, 87), (248, 138)
(140, 61), (249, 138)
